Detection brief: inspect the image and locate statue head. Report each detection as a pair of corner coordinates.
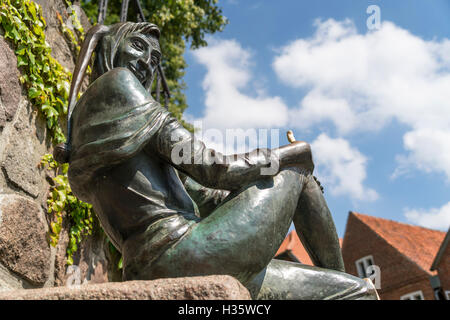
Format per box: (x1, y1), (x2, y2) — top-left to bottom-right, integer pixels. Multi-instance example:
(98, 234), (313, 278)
(54, 22), (162, 164)
(92, 22), (161, 89)
(67, 22), (161, 119)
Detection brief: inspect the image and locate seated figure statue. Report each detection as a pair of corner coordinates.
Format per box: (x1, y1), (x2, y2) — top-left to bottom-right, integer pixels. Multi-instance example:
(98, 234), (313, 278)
(54, 22), (379, 300)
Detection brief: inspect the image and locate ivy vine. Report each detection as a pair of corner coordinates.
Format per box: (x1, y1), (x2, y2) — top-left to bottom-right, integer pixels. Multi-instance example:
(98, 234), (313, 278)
(40, 154), (94, 265)
(0, 0), (70, 144)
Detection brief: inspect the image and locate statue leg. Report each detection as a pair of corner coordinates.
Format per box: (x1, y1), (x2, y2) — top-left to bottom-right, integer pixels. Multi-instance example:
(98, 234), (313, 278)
(124, 167), (307, 284)
(246, 259), (379, 300)
(293, 176), (345, 272)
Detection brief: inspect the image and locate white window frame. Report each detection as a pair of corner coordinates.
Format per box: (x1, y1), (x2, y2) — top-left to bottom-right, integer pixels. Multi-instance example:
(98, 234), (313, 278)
(446, 291), (450, 300)
(355, 255), (374, 278)
(401, 290), (424, 300)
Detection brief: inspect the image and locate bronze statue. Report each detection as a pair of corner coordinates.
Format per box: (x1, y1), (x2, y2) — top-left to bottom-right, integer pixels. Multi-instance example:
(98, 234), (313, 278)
(54, 22), (379, 299)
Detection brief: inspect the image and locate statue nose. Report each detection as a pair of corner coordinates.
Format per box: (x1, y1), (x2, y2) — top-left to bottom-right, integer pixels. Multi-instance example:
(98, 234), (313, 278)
(137, 58), (151, 76)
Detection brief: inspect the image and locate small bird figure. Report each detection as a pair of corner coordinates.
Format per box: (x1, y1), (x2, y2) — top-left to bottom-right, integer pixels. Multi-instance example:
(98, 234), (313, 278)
(287, 130), (296, 143)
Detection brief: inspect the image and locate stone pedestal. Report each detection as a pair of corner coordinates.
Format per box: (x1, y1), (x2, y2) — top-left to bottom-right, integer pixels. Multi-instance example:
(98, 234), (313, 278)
(0, 275), (251, 300)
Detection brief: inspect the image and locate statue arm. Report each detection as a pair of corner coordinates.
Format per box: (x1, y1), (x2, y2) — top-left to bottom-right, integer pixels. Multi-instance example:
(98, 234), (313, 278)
(145, 118), (277, 190)
(146, 117), (314, 191)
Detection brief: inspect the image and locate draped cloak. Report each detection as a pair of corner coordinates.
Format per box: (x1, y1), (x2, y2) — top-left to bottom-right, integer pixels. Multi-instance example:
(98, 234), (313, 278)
(68, 67), (172, 203)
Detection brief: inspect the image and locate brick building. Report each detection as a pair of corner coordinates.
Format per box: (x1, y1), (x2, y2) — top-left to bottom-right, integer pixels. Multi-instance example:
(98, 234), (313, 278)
(341, 212), (446, 300)
(431, 228), (450, 300)
(276, 212), (448, 300)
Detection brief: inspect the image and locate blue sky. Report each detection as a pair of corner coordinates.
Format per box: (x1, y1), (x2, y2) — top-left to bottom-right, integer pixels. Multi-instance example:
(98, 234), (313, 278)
(182, 0), (450, 237)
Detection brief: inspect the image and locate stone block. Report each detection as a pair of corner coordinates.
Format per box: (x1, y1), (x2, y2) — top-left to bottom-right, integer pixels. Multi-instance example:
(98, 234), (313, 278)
(2, 102), (49, 198)
(0, 275), (251, 300)
(0, 194), (51, 285)
(0, 37), (21, 131)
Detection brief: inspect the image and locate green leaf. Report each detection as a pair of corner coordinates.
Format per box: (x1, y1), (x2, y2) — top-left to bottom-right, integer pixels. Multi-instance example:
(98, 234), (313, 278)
(28, 86), (41, 99)
(42, 104), (59, 118)
(42, 63), (49, 73)
(27, 1), (37, 20)
(17, 54), (28, 67)
(118, 256), (123, 270)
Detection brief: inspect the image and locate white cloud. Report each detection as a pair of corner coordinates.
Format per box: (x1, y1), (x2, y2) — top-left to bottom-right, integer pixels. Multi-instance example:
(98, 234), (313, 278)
(187, 35), (377, 201)
(311, 133), (378, 202)
(273, 19), (450, 180)
(292, 90), (359, 134)
(393, 129), (450, 179)
(404, 202), (450, 230)
(190, 39), (289, 131)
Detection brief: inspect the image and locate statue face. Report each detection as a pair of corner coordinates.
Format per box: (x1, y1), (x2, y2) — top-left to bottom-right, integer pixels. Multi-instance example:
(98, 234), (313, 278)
(114, 32), (161, 88)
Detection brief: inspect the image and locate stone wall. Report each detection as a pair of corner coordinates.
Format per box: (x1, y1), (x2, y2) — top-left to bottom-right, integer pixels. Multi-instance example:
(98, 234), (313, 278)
(0, 0), (117, 291)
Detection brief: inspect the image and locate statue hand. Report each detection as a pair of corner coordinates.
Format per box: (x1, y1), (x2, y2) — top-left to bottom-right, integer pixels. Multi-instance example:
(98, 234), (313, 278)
(273, 141), (314, 173)
(313, 175), (324, 193)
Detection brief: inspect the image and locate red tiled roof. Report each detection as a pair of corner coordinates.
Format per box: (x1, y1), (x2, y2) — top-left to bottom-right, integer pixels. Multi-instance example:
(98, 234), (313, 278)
(275, 231), (343, 266)
(351, 212), (446, 275)
(275, 231), (313, 265)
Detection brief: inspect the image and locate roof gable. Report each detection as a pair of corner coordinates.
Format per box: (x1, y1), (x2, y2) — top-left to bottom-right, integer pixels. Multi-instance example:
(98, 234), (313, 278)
(275, 231), (343, 266)
(275, 231), (313, 265)
(431, 228), (450, 271)
(351, 212), (446, 274)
